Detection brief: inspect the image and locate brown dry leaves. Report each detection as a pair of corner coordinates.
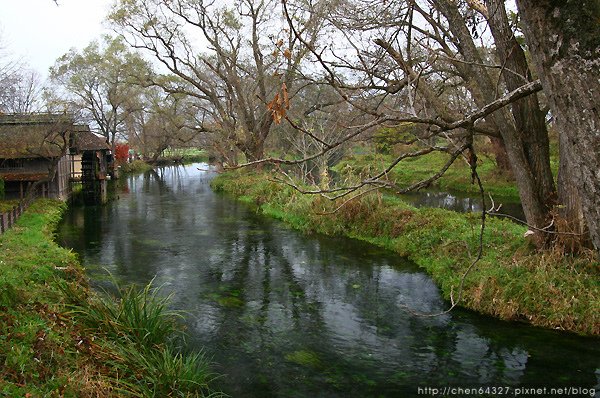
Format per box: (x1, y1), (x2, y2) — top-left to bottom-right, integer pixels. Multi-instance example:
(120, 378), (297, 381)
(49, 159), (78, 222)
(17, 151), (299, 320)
(267, 83), (290, 124)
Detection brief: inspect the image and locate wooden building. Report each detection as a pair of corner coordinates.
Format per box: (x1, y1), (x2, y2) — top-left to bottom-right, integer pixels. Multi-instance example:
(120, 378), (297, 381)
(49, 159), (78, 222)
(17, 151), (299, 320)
(70, 125), (111, 204)
(0, 114), (74, 200)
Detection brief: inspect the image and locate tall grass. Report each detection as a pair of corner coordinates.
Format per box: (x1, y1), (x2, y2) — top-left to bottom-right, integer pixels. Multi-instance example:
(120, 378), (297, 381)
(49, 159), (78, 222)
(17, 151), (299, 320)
(68, 280), (224, 397)
(75, 281), (180, 347)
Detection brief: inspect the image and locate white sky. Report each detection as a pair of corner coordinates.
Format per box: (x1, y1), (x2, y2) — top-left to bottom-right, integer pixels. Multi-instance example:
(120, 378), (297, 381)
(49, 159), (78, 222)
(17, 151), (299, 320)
(0, 0), (112, 78)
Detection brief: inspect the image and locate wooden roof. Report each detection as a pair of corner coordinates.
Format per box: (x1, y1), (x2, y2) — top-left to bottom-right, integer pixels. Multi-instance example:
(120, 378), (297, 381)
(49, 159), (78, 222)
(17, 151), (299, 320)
(72, 125), (110, 152)
(0, 114), (75, 159)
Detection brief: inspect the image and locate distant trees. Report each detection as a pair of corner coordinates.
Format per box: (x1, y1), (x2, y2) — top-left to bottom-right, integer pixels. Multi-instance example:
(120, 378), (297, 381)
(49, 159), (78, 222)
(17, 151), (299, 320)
(49, 35), (152, 151)
(0, 40), (45, 114)
(123, 84), (199, 162)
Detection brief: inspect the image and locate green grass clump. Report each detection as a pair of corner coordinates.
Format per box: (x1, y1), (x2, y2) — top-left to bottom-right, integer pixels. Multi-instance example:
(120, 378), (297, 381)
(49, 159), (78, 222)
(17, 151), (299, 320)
(0, 199), (222, 396)
(212, 170), (600, 336)
(75, 282), (180, 348)
(69, 281), (223, 397)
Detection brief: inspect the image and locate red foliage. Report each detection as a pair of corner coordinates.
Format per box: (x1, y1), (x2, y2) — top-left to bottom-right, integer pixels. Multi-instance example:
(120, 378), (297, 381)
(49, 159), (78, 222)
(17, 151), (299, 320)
(115, 143), (130, 163)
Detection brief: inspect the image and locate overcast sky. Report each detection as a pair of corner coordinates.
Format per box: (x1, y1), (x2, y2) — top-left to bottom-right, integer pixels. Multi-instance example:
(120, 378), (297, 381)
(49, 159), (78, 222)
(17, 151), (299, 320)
(0, 0), (112, 78)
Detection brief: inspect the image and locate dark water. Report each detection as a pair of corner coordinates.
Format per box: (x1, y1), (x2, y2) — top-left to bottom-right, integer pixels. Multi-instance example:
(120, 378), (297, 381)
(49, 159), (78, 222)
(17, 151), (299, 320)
(401, 190), (525, 220)
(57, 164), (600, 398)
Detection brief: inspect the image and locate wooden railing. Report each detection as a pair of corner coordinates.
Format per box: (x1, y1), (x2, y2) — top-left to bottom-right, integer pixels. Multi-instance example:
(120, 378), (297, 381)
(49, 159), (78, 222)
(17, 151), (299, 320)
(0, 202), (28, 235)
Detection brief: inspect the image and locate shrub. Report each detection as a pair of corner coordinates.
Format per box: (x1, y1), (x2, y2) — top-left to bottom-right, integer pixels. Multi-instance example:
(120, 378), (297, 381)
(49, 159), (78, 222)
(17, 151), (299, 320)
(114, 143), (130, 163)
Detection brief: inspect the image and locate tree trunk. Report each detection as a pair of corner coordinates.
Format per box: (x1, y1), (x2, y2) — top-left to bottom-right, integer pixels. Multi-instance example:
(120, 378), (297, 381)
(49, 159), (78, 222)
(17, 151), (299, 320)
(240, 139), (265, 163)
(485, 0), (555, 201)
(557, 131), (587, 252)
(517, 0), (600, 254)
(489, 136), (512, 172)
(437, 0), (555, 247)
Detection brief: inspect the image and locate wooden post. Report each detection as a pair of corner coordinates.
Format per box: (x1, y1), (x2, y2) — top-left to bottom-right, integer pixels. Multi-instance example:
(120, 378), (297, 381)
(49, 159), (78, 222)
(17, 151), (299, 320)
(0, 213), (5, 233)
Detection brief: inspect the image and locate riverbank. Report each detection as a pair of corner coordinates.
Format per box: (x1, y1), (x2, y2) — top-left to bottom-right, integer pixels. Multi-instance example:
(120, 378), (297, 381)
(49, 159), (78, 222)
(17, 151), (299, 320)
(211, 170), (599, 336)
(0, 199), (221, 396)
(117, 148), (209, 174)
(333, 151), (522, 199)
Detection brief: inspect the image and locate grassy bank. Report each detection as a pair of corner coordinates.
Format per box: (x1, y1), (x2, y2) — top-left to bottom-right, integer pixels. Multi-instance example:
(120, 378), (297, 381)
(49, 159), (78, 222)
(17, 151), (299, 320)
(160, 148), (209, 165)
(333, 151), (520, 199)
(212, 170), (599, 336)
(118, 159), (154, 174)
(118, 149), (209, 175)
(0, 199), (221, 396)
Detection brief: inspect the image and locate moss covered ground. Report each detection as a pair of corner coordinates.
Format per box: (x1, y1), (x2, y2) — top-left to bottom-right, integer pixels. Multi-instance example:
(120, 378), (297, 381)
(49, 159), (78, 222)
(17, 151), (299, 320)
(212, 170), (599, 336)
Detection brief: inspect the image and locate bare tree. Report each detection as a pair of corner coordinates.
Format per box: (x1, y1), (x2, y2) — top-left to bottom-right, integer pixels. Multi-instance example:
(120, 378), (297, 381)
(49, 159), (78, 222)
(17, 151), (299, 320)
(0, 68), (45, 113)
(109, 0), (325, 164)
(49, 35), (151, 152)
(271, 0), (559, 248)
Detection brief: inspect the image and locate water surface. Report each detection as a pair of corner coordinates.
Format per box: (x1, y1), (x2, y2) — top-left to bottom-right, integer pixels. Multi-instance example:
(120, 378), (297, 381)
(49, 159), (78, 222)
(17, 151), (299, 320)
(57, 164), (600, 397)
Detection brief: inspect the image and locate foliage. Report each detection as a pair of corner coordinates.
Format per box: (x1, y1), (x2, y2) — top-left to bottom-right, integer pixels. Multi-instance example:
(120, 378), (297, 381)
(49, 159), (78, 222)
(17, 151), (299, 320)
(212, 171), (600, 336)
(0, 199), (222, 396)
(0, 178), (4, 200)
(114, 142), (130, 163)
(372, 124), (418, 154)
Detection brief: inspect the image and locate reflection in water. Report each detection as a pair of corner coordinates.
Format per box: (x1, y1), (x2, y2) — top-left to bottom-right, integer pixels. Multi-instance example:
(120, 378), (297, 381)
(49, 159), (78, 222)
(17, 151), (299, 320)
(57, 164), (600, 398)
(401, 190), (525, 220)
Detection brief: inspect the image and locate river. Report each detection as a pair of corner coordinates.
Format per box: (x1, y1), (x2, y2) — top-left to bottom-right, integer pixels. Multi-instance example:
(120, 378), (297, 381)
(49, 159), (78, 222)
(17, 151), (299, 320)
(56, 164), (600, 398)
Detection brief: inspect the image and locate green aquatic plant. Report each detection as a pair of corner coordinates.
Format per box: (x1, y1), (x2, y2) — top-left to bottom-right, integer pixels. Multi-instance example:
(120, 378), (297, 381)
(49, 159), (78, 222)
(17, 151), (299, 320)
(285, 350), (322, 369)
